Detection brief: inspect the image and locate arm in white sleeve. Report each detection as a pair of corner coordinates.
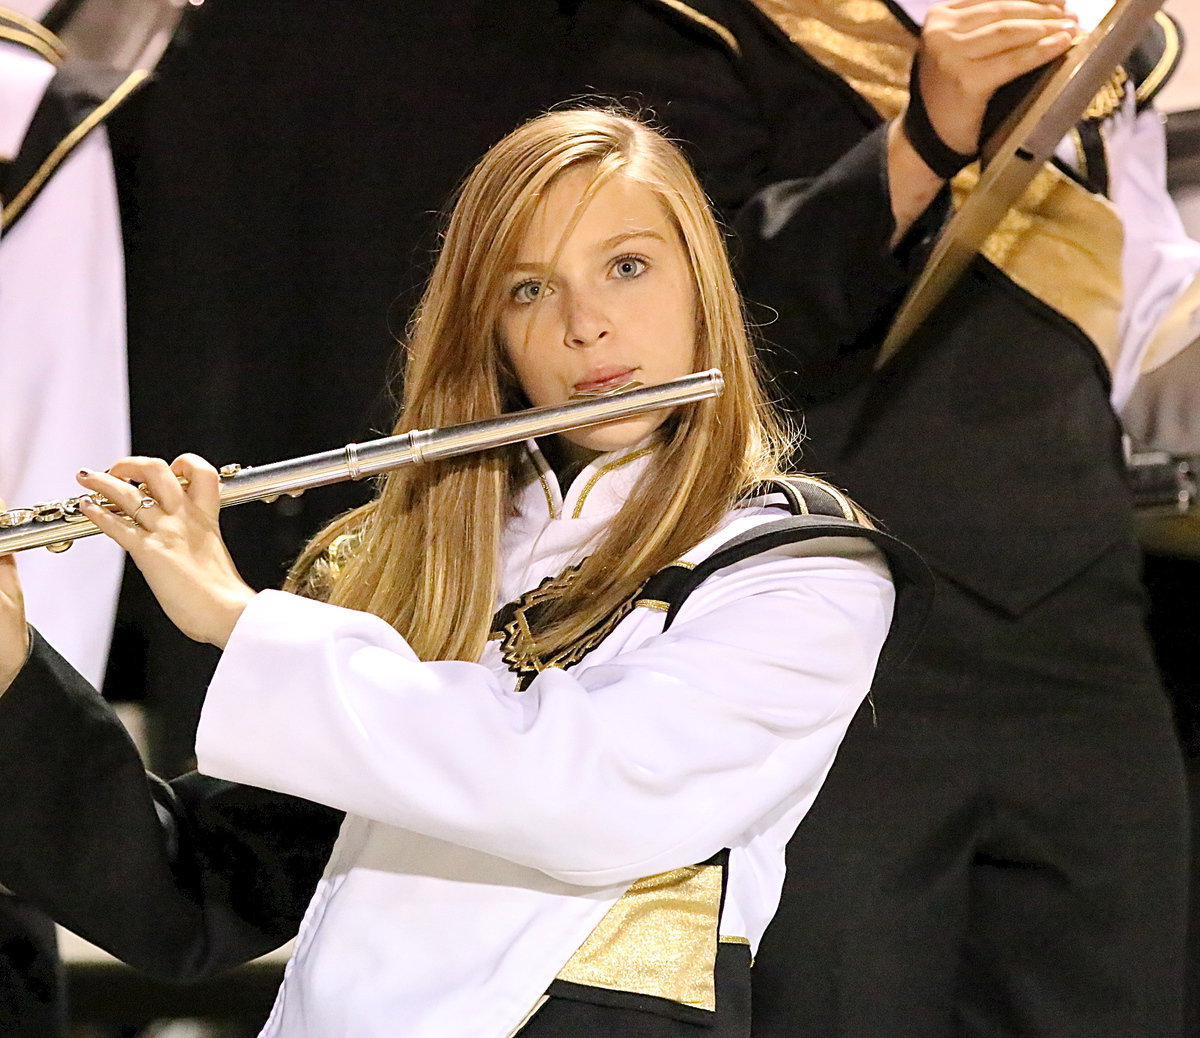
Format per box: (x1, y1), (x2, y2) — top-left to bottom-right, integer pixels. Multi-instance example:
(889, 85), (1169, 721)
(197, 547), (893, 887)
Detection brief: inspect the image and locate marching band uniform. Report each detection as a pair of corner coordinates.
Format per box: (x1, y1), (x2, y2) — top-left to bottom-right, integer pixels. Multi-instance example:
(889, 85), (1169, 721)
(564, 1), (1194, 1034)
(0, 442), (924, 1037)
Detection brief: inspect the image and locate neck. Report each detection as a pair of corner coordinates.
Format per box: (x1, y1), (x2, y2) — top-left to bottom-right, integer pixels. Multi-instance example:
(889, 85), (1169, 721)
(541, 435), (602, 489)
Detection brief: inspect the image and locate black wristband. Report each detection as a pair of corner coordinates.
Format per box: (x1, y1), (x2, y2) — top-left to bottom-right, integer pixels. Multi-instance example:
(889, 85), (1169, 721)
(902, 53), (978, 180)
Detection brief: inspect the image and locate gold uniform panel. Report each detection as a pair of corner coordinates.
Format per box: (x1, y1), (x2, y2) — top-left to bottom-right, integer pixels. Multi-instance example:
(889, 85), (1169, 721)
(555, 863), (724, 1011)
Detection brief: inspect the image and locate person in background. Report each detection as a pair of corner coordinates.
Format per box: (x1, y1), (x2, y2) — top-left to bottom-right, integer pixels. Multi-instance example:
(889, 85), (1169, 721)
(567, 1), (1195, 1034)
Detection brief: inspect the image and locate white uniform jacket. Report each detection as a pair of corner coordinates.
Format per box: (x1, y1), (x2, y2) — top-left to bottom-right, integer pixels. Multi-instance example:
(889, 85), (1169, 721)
(192, 440), (895, 1037)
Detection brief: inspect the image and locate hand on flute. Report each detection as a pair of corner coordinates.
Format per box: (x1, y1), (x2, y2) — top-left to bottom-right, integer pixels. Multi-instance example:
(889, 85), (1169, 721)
(0, 503), (30, 695)
(77, 455), (257, 649)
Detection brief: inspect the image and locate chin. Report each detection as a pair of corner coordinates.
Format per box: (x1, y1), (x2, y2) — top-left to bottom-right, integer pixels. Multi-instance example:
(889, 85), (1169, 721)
(569, 416), (664, 455)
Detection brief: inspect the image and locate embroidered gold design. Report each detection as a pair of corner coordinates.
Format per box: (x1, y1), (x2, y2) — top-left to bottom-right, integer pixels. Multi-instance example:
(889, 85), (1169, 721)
(752, 0), (1125, 369)
(555, 863), (723, 1011)
(571, 446), (655, 519)
(494, 563), (636, 685)
(492, 560), (692, 685)
(649, 0), (741, 55)
(2, 69), (147, 230)
(1083, 67), (1128, 122)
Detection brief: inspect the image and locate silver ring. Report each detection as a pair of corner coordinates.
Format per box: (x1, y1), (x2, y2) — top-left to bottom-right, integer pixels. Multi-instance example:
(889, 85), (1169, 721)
(131, 496), (157, 524)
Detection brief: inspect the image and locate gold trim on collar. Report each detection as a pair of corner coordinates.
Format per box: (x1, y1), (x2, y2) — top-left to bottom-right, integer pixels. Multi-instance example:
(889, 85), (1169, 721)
(0, 23), (62, 64)
(0, 6), (66, 59)
(650, 0), (741, 55)
(2, 68), (147, 230)
(1136, 11), (1180, 105)
(570, 445), (654, 519)
(555, 862), (723, 1012)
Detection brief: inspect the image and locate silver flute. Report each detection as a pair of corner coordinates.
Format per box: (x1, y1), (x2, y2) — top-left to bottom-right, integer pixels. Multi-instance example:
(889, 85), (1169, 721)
(0, 369), (724, 554)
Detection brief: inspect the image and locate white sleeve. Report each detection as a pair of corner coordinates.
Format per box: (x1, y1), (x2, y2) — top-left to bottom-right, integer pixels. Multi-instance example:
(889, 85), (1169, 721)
(196, 548), (894, 887)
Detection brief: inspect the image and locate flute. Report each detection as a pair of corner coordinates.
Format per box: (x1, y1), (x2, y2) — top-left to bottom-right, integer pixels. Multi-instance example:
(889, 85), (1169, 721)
(0, 369), (724, 555)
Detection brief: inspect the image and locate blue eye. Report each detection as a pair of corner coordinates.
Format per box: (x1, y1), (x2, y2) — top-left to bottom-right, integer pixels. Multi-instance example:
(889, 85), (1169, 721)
(611, 254), (648, 279)
(511, 280), (545, 304)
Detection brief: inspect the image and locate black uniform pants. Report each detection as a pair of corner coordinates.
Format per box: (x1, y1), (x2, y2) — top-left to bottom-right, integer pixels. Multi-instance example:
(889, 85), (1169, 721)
(752, 541), (1188, 1038)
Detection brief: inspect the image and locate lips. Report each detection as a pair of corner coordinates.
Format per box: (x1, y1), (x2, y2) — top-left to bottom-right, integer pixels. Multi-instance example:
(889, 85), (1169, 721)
(571, 367), (640, 396)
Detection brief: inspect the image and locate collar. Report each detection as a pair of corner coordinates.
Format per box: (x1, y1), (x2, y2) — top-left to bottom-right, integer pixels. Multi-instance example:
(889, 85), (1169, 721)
(515, 438), (659, 523)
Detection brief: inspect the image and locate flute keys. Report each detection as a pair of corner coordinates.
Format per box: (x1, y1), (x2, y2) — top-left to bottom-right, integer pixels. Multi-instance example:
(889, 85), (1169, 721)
(219, 464), (242, 479)
(0, 508), (34, 528)
(45, 541), (72, 553)
(32, 501), (65, 523)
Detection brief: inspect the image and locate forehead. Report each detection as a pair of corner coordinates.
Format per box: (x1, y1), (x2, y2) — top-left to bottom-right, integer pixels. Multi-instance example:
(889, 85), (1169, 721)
(516, 167), (676, 260)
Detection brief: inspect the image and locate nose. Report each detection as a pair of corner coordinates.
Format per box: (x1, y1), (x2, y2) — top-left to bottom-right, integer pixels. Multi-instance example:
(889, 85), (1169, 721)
(562, 287), (610, 349)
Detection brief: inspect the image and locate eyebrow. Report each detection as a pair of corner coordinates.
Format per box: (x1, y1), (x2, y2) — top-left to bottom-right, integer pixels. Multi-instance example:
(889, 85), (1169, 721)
(510, 229), (668, 272)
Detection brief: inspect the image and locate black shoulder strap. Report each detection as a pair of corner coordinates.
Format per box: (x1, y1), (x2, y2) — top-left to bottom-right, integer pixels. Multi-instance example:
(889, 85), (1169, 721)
(661, 485), (933, 675)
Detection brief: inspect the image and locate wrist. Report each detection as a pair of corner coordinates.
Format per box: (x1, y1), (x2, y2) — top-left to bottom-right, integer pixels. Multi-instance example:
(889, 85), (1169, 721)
(209, 585), (257, 650)
(903, 53), (979, 180)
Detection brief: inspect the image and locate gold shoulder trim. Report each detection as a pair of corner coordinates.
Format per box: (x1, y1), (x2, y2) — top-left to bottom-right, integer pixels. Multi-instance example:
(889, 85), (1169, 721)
(555, 862), (723, 1011)
(0, 23), (62, 64)
(1083, 67), (1128, 122)
(788, 473), (858, 521)
(648, 0), (741, 55)
(0, 6), (66, 60)
(2, 69), (147, 230)
(1136, 11), (1181, 105)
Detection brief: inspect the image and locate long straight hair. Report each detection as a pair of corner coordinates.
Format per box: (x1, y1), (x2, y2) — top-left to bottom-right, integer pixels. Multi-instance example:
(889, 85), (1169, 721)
(287, 108), (793, 663)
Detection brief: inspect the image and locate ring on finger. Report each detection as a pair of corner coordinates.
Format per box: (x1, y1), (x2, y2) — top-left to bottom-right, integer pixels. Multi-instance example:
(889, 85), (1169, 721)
(130, 496), (158, 525)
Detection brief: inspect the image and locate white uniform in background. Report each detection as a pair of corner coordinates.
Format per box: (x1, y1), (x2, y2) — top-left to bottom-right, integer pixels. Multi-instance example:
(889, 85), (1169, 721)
(0, 0), (129, 687)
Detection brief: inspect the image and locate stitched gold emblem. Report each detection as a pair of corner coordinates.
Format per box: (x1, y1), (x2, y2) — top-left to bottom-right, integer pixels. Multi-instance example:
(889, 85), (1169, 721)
(493, 564), (640, 690)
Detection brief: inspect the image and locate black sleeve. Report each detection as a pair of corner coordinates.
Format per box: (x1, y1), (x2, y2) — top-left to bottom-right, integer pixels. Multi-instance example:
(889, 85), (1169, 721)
(0, 630), (344, 981)
(567, 0), (947, 400)
(733, 125), (948, 403)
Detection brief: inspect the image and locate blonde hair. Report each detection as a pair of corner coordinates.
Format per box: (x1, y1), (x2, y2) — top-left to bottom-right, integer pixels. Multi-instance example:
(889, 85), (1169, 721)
(287, 107), (793, 662)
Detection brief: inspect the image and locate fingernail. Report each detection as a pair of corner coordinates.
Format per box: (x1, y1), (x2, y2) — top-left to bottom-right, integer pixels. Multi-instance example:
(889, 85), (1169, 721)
(78, 469), (90, 478)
